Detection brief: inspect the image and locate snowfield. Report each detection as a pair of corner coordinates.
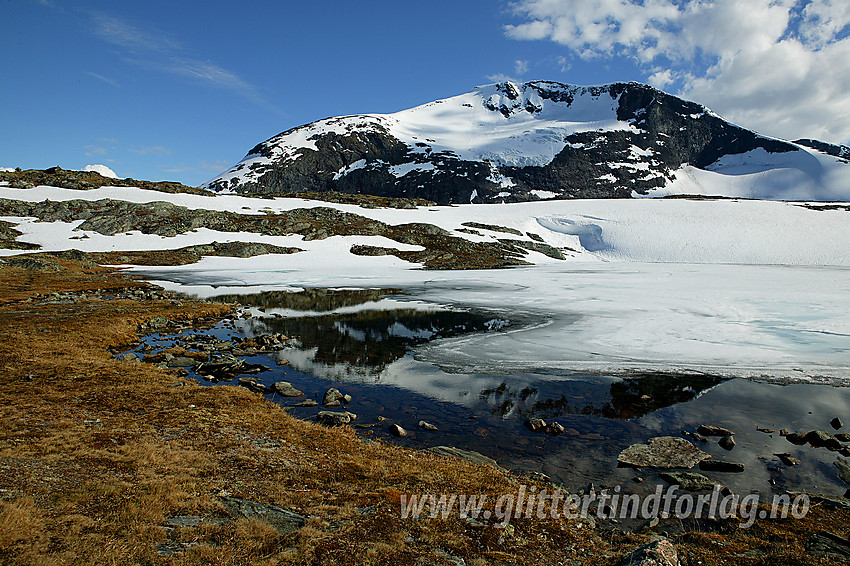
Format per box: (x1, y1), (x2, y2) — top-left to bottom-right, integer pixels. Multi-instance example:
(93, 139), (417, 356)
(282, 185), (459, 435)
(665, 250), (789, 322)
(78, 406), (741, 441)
(1, 184), (848, 382)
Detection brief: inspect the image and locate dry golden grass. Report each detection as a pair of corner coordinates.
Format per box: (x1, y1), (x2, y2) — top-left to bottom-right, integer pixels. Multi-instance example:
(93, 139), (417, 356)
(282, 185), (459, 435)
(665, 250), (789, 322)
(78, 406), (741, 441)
(0, 258), (846, 565)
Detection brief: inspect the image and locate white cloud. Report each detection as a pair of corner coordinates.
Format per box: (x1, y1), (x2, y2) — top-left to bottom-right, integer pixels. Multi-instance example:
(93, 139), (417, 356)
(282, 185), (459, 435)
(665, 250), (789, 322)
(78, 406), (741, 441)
(83, 164), (119, 178)
(514, 59), (529, 75)
(89, 12), (282, 115)
(129, 145), (171, 156)
(84, 145), (107, 156)
(85, 71), (120, 87)
(505, 0), (850, 144)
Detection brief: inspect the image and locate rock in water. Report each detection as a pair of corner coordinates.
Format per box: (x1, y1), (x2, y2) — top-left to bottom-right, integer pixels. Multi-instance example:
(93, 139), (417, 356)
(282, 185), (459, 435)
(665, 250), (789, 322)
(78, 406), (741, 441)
(271, 381), (304, 397)
(617, 437), (711, 469)
(322, 388), (346, 408)
(719, 435), (736, 451)
(418, 420), (438, 431)
(524, 418), (547, 432)
(697, 424), (735, 437)
(389, 424), (408, 437)
(659, 472), (721, 492)
(775, 453), (800, 466)
(831, 417), (844, 430)
(835, 457), (850, 485)
(546, 422), (565, 436)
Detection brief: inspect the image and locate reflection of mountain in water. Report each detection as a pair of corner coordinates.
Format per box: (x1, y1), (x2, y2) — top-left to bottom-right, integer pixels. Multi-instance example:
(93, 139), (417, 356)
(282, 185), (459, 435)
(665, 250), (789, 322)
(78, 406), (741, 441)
(213, 288), (401, 312)
(251, 308), (510, 373)
(480, 373), (727, 420)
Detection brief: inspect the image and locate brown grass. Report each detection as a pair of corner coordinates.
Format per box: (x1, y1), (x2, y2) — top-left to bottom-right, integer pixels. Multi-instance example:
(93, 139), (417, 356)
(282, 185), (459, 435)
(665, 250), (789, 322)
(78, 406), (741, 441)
(0, 258), (846, 565)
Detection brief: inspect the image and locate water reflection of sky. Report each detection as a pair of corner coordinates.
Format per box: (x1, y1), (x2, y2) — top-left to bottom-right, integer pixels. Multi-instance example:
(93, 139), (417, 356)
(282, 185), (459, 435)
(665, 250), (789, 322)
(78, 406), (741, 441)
(129, 287), (850, 502)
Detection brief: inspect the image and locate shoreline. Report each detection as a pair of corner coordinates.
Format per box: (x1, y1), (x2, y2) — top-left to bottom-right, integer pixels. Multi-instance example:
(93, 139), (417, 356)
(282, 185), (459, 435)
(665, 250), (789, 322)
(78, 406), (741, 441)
(1, 255), (848, 564)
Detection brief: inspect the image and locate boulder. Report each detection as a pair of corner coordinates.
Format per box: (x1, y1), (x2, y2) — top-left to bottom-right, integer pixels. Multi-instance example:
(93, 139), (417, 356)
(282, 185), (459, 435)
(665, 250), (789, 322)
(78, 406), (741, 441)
(427, 446), (506, 472)
(775, 453), (800, 466)
(316, 411), (356, 426)
(389, 424), (408, 437)
(271, 381), (304, 397)
(524, 418), (547, 432)
(618, 437), (711, 469)
(718, 435), (736, 451)
(697, 424), (734, 437)
(831, 417), (844, 430)
(546, 422), (566, 436)
(418, 420), (438, 431)
(323, 388), (348, 408)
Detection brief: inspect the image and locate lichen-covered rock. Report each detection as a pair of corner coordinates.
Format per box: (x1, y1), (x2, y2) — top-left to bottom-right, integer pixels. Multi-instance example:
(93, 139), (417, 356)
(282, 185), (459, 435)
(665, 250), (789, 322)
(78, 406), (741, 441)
(618, 437), (711, 469)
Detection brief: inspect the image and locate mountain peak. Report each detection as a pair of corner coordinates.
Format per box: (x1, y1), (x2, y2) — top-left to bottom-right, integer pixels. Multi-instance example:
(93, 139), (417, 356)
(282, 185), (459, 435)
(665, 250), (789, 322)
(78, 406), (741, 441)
(206, 81), (848, 203)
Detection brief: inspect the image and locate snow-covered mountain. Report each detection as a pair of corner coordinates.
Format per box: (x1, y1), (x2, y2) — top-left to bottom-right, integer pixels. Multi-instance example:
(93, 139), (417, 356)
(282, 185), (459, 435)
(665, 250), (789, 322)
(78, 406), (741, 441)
(206, 80), (850, 203)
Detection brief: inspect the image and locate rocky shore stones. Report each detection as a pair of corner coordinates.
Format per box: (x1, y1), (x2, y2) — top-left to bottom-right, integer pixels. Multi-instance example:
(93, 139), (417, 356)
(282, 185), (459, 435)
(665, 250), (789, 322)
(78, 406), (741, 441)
(322, 388), (351, 408)
(316, 411), (356, 427)
(524, 418), (547, 432)
(194, 355), (269, 382)
(697, 424), (734, 437)
(271, 381), (304, 397)
(775, 453), (801, 466)
(835, 457), (850, 485)
(806, 430), (843, 450)
(831, 417), (844, 430)
(389, 424), (408, 437)
(659, 472), (721, 492)
(718, 435), (736, 451)
(617, 437), (711, 469)
(418, 420), (438, 431)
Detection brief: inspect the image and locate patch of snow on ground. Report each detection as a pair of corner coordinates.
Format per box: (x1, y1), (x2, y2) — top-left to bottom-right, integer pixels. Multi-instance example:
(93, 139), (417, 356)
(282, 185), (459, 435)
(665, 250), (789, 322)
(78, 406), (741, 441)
(388, 162), (436, 177)
(333, 159), (368, 180)
(83, 164), (119, 178)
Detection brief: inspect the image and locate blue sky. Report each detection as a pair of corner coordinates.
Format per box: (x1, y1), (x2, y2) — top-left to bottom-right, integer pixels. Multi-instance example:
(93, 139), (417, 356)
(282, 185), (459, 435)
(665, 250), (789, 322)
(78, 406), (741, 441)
(2, 0), (849, 186)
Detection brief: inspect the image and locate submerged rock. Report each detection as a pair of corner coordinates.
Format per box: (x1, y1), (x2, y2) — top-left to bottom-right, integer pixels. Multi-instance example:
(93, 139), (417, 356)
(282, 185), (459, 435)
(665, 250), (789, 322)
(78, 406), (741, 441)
(835, 457), (850, 485)
(618, 437), (711, 469)
(697, 424), (734, 437)
(659, 472), (722, 492)
(775, 453), (800, 466)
